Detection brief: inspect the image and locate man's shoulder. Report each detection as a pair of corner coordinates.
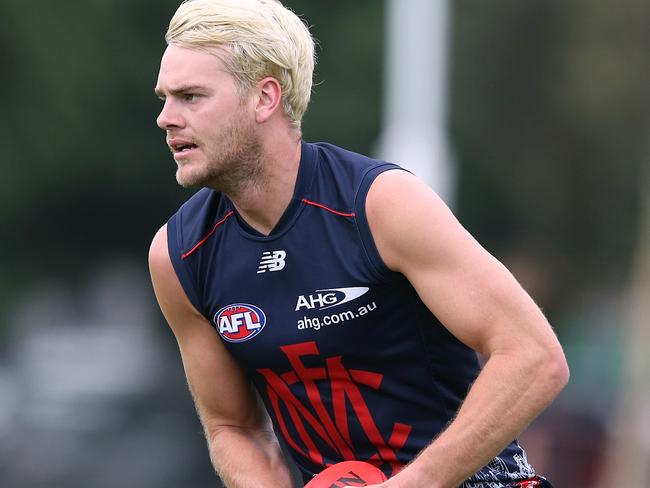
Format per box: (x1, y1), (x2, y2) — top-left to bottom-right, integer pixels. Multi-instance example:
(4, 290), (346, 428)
(172, 188), (226, 224)
(308, 141), (401, 190)
(176, 187), (219, 214)
(310, 141), (382, 169)
(167, 188), (230, 252)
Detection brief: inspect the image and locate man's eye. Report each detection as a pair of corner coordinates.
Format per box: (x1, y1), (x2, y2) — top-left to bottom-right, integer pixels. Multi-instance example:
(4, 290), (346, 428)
(183, 94), (199, 102)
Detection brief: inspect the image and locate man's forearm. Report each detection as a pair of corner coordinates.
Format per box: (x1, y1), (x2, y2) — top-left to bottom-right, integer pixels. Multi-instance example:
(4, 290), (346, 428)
(207, 425), (294, 488)
(386, 346), (569, 488)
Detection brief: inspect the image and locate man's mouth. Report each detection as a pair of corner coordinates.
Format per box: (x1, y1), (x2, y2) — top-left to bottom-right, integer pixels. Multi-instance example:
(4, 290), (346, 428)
(171, 142), (198, 153)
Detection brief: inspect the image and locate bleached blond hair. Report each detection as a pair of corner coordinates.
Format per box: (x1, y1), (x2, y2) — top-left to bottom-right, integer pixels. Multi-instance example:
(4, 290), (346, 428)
(166, 0), (315, 128)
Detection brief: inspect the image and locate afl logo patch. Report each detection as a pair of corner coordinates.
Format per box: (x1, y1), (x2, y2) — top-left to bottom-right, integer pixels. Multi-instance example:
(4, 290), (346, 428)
(214, 303), (266, 343)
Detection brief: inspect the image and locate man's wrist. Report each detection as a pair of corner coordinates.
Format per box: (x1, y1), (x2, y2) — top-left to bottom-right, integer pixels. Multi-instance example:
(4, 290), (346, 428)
(383, 462), (445, 488)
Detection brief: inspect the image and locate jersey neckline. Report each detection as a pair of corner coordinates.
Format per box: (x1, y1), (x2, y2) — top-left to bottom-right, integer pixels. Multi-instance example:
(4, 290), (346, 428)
(225, 141), (317, 241)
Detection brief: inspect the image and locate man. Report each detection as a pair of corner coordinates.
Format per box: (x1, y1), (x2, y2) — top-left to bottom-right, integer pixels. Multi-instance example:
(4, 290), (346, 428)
(148, 1), (570, 487)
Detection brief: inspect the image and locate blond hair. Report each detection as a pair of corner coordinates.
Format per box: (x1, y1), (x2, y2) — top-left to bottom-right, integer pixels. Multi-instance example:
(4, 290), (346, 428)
(166, 0), (315, 128)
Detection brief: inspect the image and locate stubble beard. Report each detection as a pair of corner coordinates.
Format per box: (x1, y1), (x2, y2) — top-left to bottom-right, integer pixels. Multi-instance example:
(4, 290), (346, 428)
(175, 115), (263, 196)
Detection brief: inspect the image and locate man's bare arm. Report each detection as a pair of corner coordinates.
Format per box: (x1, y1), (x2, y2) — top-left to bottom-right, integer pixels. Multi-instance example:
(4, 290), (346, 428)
(149, 225), (294, 488)
(365, 170), (569, 488)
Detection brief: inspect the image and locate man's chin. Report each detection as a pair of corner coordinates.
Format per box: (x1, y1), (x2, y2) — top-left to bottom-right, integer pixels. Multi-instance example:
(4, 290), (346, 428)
(175, 169), (207, 189)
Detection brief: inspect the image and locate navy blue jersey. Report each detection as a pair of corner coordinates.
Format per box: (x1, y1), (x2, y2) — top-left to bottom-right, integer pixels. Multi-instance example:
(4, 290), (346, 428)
(167, 141), (539, 486)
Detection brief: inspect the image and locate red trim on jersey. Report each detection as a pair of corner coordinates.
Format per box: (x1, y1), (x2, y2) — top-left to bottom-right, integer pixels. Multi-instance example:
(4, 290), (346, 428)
(302, 198), (355, 218)
(181, 210), (234, 260)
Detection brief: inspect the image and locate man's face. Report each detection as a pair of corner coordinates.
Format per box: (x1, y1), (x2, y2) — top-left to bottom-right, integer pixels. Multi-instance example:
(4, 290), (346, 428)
(155, 45), (261, 190)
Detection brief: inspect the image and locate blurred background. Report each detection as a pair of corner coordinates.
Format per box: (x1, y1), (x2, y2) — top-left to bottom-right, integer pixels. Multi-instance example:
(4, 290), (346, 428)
(1, 0), (649, 486)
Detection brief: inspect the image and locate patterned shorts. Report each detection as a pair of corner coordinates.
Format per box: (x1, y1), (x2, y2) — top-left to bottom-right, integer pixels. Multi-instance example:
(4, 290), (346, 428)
(463, 477), (553, 488)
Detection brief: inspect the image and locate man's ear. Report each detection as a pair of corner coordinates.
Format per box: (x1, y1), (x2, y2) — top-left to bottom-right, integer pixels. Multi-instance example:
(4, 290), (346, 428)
(254, 77), (283, 123)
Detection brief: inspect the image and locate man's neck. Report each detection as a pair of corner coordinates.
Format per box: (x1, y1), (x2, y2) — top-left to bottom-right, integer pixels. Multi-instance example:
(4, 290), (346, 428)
(227, 137), (302, 236)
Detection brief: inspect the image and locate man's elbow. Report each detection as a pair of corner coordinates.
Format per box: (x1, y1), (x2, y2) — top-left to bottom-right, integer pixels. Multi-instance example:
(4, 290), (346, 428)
(536, 344), (570, 402)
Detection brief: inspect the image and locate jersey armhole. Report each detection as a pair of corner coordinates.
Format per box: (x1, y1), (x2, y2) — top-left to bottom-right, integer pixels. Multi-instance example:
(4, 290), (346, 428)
(353, 163), (406, 282)
(167, 213), (205, 316)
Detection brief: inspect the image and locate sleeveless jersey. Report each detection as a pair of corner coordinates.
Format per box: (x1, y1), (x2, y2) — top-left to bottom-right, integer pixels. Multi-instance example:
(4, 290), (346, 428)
(167, 141), (539, 486)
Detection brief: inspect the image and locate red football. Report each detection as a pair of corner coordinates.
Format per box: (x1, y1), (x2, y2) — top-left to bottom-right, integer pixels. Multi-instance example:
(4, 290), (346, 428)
(305, 460), (388, 487)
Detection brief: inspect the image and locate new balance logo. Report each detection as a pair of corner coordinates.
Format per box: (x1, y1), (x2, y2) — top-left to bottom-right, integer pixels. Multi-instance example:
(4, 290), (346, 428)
(257, 250), (287, 273)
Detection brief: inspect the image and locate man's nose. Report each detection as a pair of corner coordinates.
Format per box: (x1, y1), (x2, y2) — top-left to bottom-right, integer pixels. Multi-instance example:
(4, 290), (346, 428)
(157, 99), (184, 130)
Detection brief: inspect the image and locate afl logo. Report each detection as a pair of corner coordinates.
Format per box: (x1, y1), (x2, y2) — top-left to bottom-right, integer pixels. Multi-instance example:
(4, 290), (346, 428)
(214, 303), (266, 343)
